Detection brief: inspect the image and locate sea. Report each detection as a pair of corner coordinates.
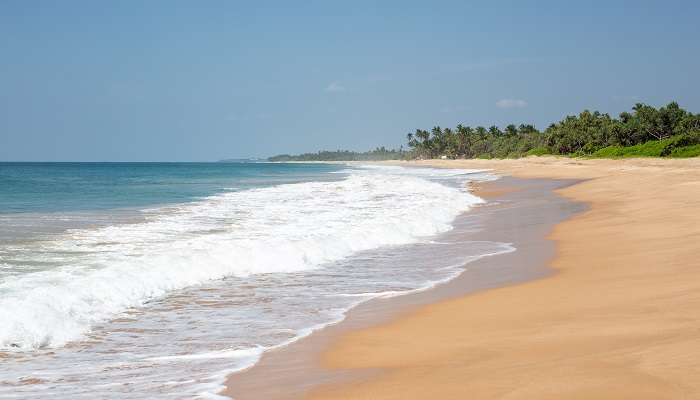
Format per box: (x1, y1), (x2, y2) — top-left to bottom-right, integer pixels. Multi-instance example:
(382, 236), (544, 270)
(0, 162), (511, 399)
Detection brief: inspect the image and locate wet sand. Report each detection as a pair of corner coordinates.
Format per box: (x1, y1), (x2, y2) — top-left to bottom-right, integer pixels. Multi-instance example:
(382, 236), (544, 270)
(223, 174), (584, 399)
(301, 157), (700, 399)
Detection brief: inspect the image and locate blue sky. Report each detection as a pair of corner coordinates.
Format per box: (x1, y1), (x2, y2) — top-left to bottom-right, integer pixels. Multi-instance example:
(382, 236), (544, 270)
(1, 1), (699, 161)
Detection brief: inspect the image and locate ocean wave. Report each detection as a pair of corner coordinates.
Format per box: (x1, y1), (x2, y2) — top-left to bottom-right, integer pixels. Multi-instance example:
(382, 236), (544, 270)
(0, 166), (485, 350)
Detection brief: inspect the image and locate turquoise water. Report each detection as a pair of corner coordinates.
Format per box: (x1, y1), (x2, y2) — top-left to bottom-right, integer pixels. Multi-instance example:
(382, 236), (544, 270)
(0, 162), (342, 213)
(0, 162), (504, 399)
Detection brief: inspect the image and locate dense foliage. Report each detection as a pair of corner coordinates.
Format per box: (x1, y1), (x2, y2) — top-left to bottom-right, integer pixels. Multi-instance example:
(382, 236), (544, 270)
(406, 102), (700, 159)
(268, 147), (406, 162)
(267, 102), (700, 161)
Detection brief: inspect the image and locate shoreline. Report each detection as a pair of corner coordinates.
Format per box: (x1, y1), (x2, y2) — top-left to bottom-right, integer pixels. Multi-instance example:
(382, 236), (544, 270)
(303, 157), (700, 399)
(223, 156), (700, 400)
(222, 174), (584, 399)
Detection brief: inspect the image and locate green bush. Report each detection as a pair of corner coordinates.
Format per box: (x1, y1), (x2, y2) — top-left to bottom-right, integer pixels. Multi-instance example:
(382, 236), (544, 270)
(669, 144), (700, 158)
(626, 140), (669, 157)
(580, 142), (602, 155)
(589, 136), (700, 158)
(660, 131), (700, 156)
(590, 140), (666, 158)
(591, 145), (625, 158)
(526, 147), (550, 156)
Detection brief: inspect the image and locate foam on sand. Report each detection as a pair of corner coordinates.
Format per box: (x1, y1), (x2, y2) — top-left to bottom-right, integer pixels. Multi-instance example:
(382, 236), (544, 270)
(0, 166), (486, 351)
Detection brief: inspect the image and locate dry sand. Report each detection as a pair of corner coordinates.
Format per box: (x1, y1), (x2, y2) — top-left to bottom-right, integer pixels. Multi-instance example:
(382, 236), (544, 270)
(224, 175), (582, 399)
(305, 157), (700, 399)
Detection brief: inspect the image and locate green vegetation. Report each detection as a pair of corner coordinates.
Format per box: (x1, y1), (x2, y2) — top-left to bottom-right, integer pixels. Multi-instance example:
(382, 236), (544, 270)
(669, 144), (700, 158)
(406, 102), (700, 159)
(268, 102), (700, 161)
(268, 147), (406, 162)
(589, 132), (700, 158)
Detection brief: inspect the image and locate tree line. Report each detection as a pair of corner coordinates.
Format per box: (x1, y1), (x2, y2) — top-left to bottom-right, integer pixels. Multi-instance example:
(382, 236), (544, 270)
(268, 147), (405, 162)
(406, 102), (700, 159)
(267, 102), (700, 161)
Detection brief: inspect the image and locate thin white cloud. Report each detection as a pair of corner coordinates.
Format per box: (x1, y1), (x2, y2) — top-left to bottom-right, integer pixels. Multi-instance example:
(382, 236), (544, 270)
(325, 81), (346, 92)
(496, 99), (528, 109)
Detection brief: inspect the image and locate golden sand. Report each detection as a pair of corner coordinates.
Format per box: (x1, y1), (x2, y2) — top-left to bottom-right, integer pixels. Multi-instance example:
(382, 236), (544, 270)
(307, 157), (700, 399)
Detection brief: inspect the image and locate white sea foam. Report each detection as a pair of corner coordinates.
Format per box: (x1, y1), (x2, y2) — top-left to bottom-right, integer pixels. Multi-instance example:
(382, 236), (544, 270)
(0, 165), (513, 399)
(0, 166), (487, 351)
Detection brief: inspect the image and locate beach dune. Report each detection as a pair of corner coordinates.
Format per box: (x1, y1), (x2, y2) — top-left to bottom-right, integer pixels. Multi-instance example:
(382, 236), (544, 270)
(303, 157), (700, 399)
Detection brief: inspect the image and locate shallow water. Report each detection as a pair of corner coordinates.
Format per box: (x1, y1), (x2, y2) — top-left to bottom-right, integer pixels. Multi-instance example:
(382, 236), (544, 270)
(0, 163), (506, 398)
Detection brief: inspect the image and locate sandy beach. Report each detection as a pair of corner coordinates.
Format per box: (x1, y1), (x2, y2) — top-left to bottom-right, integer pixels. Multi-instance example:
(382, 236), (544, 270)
(225, 157), (700, 399)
